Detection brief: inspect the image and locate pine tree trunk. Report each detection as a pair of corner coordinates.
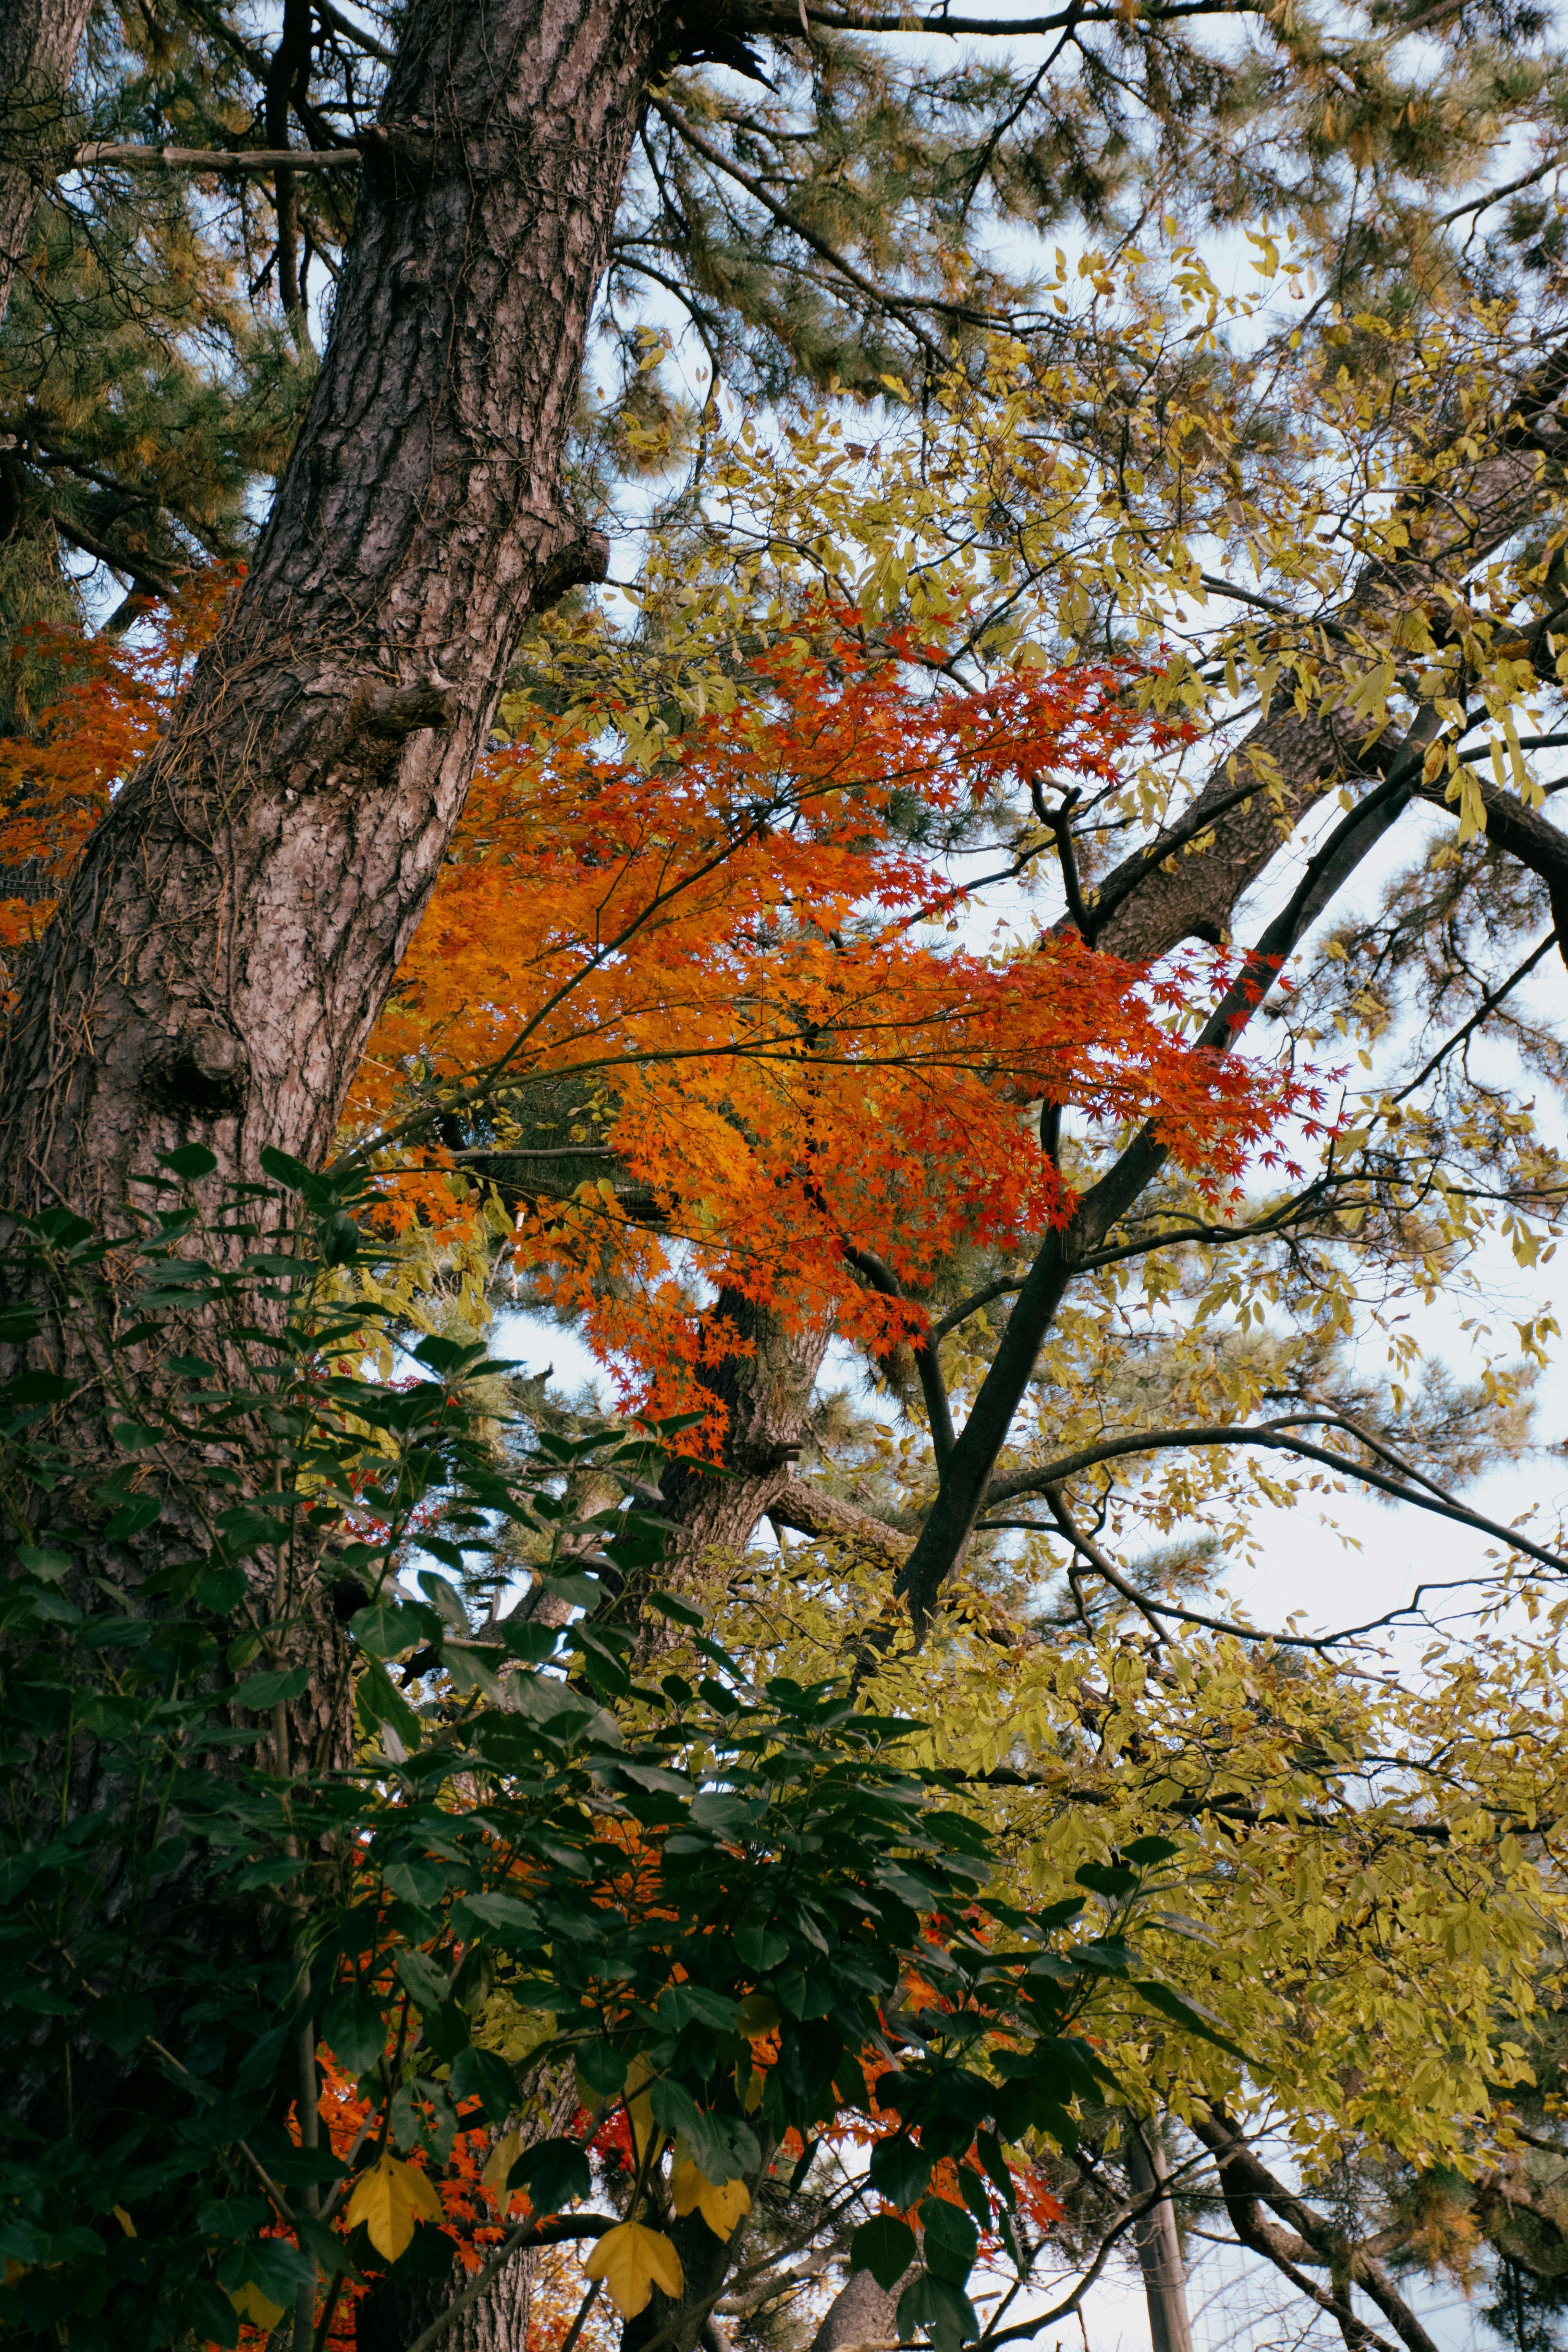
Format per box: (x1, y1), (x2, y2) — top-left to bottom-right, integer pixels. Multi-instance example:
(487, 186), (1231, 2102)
(0, 0), (659, 1218)
(659, 1292), (833, 1559)
(0, 0), (94, 331)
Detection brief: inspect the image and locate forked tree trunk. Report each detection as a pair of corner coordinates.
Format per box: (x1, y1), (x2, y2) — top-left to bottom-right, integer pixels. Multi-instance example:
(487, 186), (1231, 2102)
(0, 0), (94, 330)
(0, 0), (659, 1218)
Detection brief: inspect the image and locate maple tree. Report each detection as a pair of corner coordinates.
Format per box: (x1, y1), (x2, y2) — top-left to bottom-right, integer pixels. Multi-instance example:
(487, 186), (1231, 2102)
(343, 612), (1321, 1443)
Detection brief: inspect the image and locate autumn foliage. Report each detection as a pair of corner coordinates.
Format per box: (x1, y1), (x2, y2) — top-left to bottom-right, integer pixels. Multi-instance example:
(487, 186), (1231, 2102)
(352, 617), (1320, 1439)
(0, 580), (233, 958)
(0, 591), (1323, 1448)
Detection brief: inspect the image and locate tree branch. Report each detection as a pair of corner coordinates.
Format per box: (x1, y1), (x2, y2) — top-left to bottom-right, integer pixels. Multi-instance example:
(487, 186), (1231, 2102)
(977, 1414), (1566, 1579)
(69, 140), (363, 172)
(1191, 2111), (1443, 2352)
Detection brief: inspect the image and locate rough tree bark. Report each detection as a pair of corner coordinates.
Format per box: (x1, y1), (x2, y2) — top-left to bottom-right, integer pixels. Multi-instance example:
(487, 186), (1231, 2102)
(657, 1290), (833, 1557)
(356, 2251), (536, 2352)
(652, 1287), (925, 1584)
(0, 0), (94, 332)
(806, 2262), (911, 2352)
(0, 0), (663, 1221)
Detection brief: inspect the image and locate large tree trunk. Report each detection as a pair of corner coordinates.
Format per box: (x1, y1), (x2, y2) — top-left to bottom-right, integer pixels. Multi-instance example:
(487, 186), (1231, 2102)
(0, 0), (659, 1218)
(356, 2247), (535, 2352)
(0, 0), (94, 331)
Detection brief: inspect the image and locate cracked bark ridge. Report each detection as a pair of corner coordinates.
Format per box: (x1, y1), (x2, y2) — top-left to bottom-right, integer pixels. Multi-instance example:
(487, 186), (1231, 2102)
(1091, 340), (1568, 965)
(0, 0), (656, 1218)
(0, 0), (95, 331)
(356, 2247), (534, 2352)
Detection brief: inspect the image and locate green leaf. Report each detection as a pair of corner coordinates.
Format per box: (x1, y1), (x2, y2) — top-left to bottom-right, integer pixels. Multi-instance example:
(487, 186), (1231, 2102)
(1123, 1836), (1180, 1865)
(322, 1989), (388, 2075)
(356, 1656), (422, 1751)
(575, 2039), (628, 2097)
(104, 1492), (163, 1541)
(1130, 1980), (1244, 2056)
(454, 1890), (542, 1946)
(196, 1564), (247, 1612)
(218, 2234), (315, 2305)
(230, 1853), (311, 1891)
(416, 1570), (471, 1630)
(91, 1993), (155, 2051)
(184, 2282), (240, 2348)
(232, 1666), (310, 1709)
(16, 1544), (71, 1581)
(956, 2165), (992, 2236)
(157, 1143), (220, 1179)
(540, 1570), (603, 1611)
(657, 1983), (738, 2033)
(851, 2214), (917, 2290)
(1075, 1862), (1138, 1900)
(0, 1852), (39, 1906)
(450, 2046), (515, 2123)
(1071, 1938), (1136, 1974)
(974, 2131), (1015, 2210)
(259, 1145), (325, 1196)
(198, 2199), (271, 2240)
(3, 1369), (76, 1407)
(385, 1860), (447, 1911)
(216, 1508), (292, 1551)
(734, 1922), (789, 1971)
(898, 2270), (978, 2352)
(110, 1420), (163, 1452)
(869, 2134), (930, 2209)
(644, 1589), (703, 1627)
(507, 2137), (593, 2211)
(350, 1599), (428, 1658)
(396, 1949), (451, 2013)
(918, 2197), (978, 2285)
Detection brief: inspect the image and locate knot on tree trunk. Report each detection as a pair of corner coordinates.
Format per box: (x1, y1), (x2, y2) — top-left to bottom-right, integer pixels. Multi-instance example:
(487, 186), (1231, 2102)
(146, 1020), (250, 1118)
(361, 679), (453, 737)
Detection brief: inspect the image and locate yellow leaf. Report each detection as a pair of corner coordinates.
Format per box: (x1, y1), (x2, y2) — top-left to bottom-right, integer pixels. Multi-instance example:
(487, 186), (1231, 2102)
(671, 2160), (751, 2241)
(625, 2053), (659, 2164)
(483, 2128), (522, 2202)
(112, 2206), (136, 2238)
(585, 2220), (684, 2318)
(344, 2153), (443, 2262)
(229, 2280), (287, 2330)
